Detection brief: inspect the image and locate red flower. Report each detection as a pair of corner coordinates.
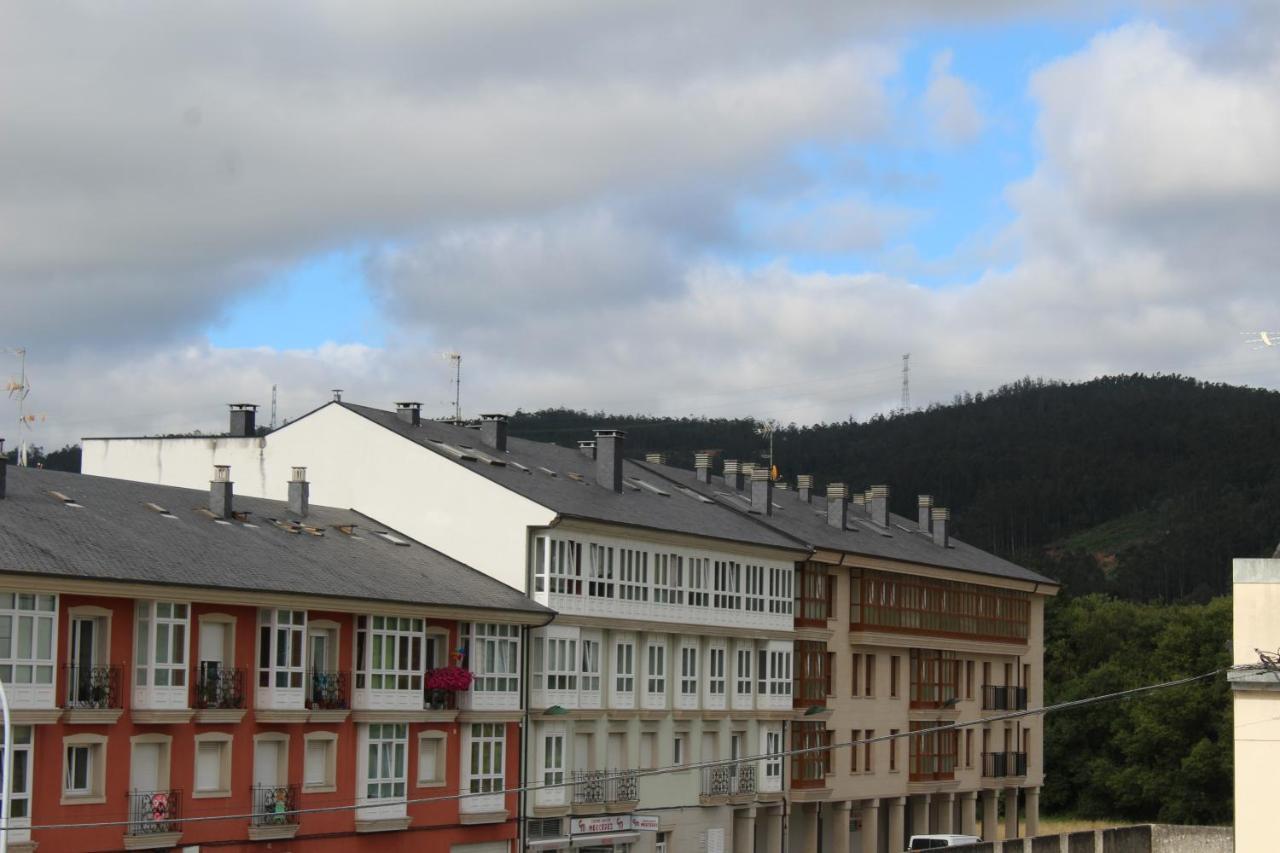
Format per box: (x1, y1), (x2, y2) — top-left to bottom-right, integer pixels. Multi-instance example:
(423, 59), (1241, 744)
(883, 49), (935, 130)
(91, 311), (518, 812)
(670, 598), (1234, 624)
(427, 666), (473, 691)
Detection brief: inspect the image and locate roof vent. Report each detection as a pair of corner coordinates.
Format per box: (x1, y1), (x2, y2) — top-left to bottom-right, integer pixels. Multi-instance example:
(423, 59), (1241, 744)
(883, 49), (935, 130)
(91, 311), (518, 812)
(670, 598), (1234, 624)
(480, 414), (508, 452)
(695, 452), (712, 484)
(797, 474), (814, 503)
(594, 429), (625, 493)
(932, 507), (950, 547)
(645, 452), (666, 466)
(740, 463), (756, 486)
(210, 465), (233, 519)
(750, 465), (773, 516)
(395, 402), (422, 426)
(289, 466), (309, 517)
(229, 404), (258, 438)
(577, 440), (597, 459)
(917, 495), (934, 533)
(869, 485), (890, 527)
(826, 483), (848, 529)
(723, 460), (742, 491)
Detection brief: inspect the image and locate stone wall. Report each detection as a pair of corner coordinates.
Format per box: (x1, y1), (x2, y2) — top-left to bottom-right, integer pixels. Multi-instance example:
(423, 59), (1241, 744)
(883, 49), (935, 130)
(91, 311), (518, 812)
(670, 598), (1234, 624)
(950, 825), (1231, 853)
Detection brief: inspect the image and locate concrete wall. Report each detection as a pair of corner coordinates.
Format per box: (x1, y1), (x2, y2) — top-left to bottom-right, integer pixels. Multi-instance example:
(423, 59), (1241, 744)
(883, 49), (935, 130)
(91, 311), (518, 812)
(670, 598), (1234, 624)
(951, 825), (1231, 853)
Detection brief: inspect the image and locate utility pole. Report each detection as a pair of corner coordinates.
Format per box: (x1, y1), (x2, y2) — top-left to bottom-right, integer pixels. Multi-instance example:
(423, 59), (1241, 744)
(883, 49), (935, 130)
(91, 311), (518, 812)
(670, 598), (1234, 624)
(900, 352), (911, 414)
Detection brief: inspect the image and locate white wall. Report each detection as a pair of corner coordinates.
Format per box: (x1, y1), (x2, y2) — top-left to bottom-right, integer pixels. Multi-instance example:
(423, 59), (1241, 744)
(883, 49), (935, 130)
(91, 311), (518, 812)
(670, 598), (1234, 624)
(84, 405), (556, 590)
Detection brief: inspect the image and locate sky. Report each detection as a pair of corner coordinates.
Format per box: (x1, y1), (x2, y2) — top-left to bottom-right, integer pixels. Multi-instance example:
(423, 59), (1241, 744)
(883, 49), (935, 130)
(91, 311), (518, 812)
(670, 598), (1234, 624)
(2, 0), (1279, 449)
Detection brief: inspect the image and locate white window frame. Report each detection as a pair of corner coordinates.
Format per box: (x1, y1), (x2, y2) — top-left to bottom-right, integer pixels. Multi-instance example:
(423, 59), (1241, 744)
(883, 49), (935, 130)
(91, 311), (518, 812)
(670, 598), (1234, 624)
(62, 737), (107, 803)
(416, 731), (447, 788)
(587, 544), (614, 599)
(763, 727), (783, 782)
(713, 561), (741, 610)
(466, 623), (520, 694)
(2, 725), (33, 839)
(687, 558), (710, 608)
(679, 641), (698, 699)
(464, 722), (505, 796)
(0, 593), (57, 693)
(744, 564), (766, 613)
(618, 549), (649, 602)
(735, 646), (753, 697)
(768, 567), (794, 616)
(545, 636), (577, 691)
(258, 609), (306, 691)
(613, 636), (635, 701)
(192, 732), (232, 799)
(356, 615), (424, 692)
(549, 539), (582, 596)
(362, 723), (408, 802)
(580, 632), (602, 695)
(134, 601), (189, 708)
(654, 553), (684, 605)
(645, 638), (666, 702)
(303, 732), (338, 793)
(707, 643), (726, 697)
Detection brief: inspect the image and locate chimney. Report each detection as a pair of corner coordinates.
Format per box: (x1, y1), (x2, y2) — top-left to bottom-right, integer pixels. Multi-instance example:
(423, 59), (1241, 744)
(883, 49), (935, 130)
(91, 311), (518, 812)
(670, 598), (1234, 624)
(645, 452), (666, 466)
(723, 460), (742, 491)
(395, 402), (422, 426)
(826, 483), (848, 529)
(480, 414), (508, 452)
(932, 507), (951, 547)
(917, 495), (934, 533)
(740, 463), (756, 487)
(210, 465), (233, 519)
(229, 404), (258, 437)
(578, 440), (597, 459)
(695, 452), (712, 484)
(750, 465), (773, 515)
(594, 429), (625, 492)
(0, 438), (7, 500)
(797, 474), (814, 503)
(869, 485), (890, 527)
(852, 491), (866, 511)
(288, 466), (309, 517)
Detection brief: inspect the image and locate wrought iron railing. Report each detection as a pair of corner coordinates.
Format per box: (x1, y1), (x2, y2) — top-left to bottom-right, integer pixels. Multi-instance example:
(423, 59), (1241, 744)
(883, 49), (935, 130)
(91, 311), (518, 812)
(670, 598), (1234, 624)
(982, 751), (1028, 778)
(307, 670), (349, 710)
(700, 762), (758, 797)
(981, 685), (1028, 711)
(63, 664), (121, 709)
(571, 769), (638, 804)
(195, 666), (245, 710)
(250, 784), (299, 827)
(126, 789), (180, 836)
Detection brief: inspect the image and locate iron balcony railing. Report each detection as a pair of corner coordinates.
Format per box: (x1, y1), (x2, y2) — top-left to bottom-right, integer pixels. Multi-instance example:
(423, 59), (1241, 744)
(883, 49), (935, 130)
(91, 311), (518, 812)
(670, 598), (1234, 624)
(195, 666), (246, 710)
(250, 784), (299, 827)
(307, 670), (350, 710)
(126, 789), (180, 836)
(571, 769), (639, 805)
(424, 670), (460, 710)
(982, 751), (1028, 778)
(981, 685), (1028, 711)
(700, 762), (758, 798)
(63, 664), (121, 709)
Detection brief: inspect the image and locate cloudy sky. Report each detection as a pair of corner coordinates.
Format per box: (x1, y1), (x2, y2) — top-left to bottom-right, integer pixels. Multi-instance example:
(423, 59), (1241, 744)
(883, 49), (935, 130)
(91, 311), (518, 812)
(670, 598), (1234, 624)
(2, 1), (1279, 449)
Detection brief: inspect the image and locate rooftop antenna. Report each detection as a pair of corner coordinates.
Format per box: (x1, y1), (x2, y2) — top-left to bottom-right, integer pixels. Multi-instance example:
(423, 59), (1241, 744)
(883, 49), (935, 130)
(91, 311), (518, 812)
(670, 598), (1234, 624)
(900, 352), (911, 414)
(3, 348), (31, 467)
(756, 418), (779, 479)
(442, 350), (462, 423)
(331, 389), (343, 402)
(270, 384), (278, 430)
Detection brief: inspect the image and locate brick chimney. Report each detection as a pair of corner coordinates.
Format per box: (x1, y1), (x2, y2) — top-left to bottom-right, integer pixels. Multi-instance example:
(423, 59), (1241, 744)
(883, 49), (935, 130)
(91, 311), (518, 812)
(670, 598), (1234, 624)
(288, 466), (309, 517)
(932, 507), (951, 547)
(594, 429), (625, 492)
(750, 465), (773, 515)
(210, 465), (233, 519)
(479, 414), (508, 452)
(917, 495), (934, 533)
(869, 485), (890, 527)
(827, 483), (848, 529)
(229, 404), (257, 437)
(723, 460), (742, 491)
(797, 474), (814, 503)
(395, 402), (422, 426)
(695, 452), (712, 484)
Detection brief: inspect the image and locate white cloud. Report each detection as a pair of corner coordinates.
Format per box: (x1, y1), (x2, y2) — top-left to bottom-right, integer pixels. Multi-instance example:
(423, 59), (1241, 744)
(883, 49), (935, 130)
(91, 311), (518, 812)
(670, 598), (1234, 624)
(923, 50), (985, 145)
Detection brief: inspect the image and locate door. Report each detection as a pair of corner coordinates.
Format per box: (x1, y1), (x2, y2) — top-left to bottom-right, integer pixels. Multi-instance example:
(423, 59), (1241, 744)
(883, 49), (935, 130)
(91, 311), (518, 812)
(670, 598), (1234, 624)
(199, 622), (226, 676)
(308, 631), (329, 674)
(731, 733), (744, 761)
(69, 617), (101, 705)
(254, 740), (281, 787)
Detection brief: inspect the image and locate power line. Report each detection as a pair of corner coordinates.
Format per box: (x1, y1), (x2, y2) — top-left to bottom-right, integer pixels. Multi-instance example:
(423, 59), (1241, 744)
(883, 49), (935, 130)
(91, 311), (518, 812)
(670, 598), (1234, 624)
(8, 664), (1237, 834)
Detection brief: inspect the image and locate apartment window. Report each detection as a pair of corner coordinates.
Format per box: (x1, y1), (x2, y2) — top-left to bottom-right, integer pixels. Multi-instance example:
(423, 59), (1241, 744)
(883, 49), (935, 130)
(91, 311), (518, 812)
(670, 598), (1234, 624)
(0, 593), (56, 687)
(533, 535), (548, 593)
(744, 564), (765, 613)
(796, 562), (831, 626)
(356, 615), (423, 691)
(541, 731), (565, 786)
(619, 549), (649, 602)
(851, 654), (860, 697)
(765, 649), (792, 696)
(467, 723), (505, 794)
(910, 649), (959, 709)
(795, 642), (829, 705)
(2, 726), (32, 823)
(364, 723), (408, 801)
(587, 544), (614, 599)
(791, 722), (831, 785)
(581, 637), (601, 692)
(889, 729), (899, 771)
(258, 609), (305, 689)
(673, 733), (687, 766)
(134, 601), (188, 689)
(966, 660), (975, 699)
(656, 832), (669, 853)
(646, 640), (666, 696)
(193, 734), (232, 798)
(713, 560), (741, 610)
(908, 721), (957, 782)
(654, 553), (684, 605)
(890, 656), (900, 698)
(708, 646), (726, 695)
(614, 639), (635, 693)
(545, 637), (577, 691)
(864, 654), (875, 696)
(549, 538), (582, 595)
(763, 727), (783, 780)
(303, 733), (338, 791)
(767, 566), (794, 616)
(735, 648), (752, 697)
(864, 729), (874, 773)
(965, 729), (973, 768)
(417, 732), (446, 787)
(680, 643), (698, 697)
(63, 737), (107, 802)
(465, 623), (520, 693)
(687, 558), (710, 608)
(849, 730), (859, 773)
(851, 568), (1030, 641)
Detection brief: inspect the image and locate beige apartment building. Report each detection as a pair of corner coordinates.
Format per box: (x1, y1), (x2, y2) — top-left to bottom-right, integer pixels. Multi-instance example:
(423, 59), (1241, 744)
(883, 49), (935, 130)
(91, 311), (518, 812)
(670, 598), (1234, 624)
(638, 457), (1059, 853)
(1231, 555), (1280, 853)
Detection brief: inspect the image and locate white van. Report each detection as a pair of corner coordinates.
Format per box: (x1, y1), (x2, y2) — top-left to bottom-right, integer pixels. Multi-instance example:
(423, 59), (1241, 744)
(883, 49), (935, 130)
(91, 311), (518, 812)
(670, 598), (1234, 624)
(906, 834), (982, 850)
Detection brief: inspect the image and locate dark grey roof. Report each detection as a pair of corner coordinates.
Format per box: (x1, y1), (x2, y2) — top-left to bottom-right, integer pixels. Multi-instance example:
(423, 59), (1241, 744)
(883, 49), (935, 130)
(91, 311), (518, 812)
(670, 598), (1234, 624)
(0, 467), (550, 617)
(633, 460), (1057, 587)
(334, 403), (805, 554)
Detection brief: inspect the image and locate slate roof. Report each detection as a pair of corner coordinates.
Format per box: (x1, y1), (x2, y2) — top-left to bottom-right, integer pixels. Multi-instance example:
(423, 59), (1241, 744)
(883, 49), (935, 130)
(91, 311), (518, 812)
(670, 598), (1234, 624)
(0, 466), (550, 617)
(634, 460), (1058, 587)
(334, 403), (805, 554)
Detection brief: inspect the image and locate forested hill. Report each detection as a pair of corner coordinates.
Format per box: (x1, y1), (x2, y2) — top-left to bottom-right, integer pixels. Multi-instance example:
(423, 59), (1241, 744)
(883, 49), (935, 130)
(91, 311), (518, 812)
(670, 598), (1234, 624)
(508, 374), (1280, 602)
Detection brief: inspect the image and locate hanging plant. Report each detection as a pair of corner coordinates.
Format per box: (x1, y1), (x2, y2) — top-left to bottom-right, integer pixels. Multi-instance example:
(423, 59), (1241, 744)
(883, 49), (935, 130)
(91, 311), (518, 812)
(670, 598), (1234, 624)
(426, 665), (473, 691)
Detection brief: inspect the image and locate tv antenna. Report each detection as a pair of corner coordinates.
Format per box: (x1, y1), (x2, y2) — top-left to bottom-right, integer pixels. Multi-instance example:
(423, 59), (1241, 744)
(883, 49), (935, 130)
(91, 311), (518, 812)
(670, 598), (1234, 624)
(442, 350), (462, 423)
(270, 384), (278, 430)
(900, 353), (911, 414)
(3, 347), (35, 466)
(756, 418), (779, 478)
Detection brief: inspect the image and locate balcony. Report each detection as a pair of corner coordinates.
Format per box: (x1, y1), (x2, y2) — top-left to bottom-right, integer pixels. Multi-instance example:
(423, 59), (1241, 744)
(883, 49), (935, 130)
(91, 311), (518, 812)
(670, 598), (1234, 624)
(194, 667), (245, 723)
(571, 769), (639, 807)
(790, 724), (831, 791)
(981, 685), (1028, 711)
(125, 789), (181, 848)
(64, 665), (123, 723)
(307, 670), (350, 711)
(982, 751), (1028, 779)
(249, 784), (300, 841)
(700, 762), (757, 803)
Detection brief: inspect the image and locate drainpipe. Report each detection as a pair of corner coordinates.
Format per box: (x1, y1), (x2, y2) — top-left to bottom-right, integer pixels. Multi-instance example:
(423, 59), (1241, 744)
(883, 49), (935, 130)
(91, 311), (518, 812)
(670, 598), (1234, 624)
(518, 624), (529, 853)
(1, 675), (11, 853)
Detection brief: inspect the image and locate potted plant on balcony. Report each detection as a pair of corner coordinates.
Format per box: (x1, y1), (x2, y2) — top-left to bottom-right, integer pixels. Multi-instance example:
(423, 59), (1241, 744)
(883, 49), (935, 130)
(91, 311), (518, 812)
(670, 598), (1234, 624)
(425, 665), (473, 709)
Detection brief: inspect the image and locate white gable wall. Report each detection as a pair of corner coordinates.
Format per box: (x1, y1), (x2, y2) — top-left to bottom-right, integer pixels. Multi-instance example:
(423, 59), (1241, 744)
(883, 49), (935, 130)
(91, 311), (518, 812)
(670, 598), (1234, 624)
(83, 405), (556, 591)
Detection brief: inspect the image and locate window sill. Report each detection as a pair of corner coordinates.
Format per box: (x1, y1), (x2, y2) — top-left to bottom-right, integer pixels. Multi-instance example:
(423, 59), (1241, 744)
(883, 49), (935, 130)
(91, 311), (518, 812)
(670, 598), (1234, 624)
(192, 788), (231, 799)
(303, 782), (337, 794)
(416, 779), (447, 789)
(61, 792), (106, 806)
